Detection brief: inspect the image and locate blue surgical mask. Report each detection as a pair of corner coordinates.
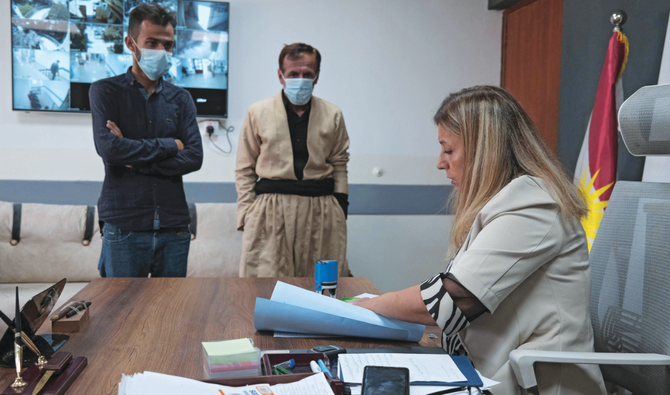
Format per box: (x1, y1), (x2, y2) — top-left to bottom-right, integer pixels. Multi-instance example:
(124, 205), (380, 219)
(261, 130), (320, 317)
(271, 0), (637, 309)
(132, 37), (172, 81)
(283, 74), (316, 105)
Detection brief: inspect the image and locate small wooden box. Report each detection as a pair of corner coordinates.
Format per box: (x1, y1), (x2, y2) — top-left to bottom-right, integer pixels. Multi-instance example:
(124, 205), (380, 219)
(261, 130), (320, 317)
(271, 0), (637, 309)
(51, 308), (89, 333)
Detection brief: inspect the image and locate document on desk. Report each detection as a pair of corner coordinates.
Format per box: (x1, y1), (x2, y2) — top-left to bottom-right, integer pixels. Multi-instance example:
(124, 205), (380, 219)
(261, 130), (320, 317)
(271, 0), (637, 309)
(254, 282), (425, 342)
(338, 353), (466, 385)
(117, 371), (335, 395)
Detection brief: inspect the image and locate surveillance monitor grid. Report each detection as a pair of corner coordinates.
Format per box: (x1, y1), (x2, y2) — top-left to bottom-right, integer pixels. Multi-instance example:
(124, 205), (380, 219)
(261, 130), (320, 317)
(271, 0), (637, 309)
(11, 0), (229, 117)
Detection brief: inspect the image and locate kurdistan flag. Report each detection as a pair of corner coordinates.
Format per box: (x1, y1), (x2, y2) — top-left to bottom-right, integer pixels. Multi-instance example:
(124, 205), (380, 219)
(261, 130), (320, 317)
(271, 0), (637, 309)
(574, 30), (629, 251)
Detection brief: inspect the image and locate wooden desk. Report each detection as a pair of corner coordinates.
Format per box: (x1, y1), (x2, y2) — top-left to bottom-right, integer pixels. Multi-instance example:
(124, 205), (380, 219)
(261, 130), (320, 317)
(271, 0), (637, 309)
(1, 277), (440, 394)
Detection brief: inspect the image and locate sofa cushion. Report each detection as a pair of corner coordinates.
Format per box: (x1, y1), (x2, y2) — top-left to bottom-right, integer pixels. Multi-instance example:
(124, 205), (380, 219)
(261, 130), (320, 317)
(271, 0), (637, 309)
(0, 202), (101, 283)
(187, 203), (242, 277)
(1, 201), (243, 282)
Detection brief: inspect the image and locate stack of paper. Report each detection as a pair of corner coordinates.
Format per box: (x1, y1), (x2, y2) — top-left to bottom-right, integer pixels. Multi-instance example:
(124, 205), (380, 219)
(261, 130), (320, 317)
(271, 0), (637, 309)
(254, 282), (425, 342)
(118, 371), (335, 395)
(202, 338), (260, 379)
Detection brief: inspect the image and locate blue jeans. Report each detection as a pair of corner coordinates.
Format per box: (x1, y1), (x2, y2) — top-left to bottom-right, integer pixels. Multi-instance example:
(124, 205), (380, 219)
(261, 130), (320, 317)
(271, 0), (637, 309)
(98, 223), (190, 277)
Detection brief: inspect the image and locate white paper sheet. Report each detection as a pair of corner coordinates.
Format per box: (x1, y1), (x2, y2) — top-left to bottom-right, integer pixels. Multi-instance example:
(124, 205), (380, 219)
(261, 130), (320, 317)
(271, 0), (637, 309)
(352, 293), (380, 299)
(338, 353), (466, 385)
(269, 373), (335, 395)
(117, 371), (335, 395)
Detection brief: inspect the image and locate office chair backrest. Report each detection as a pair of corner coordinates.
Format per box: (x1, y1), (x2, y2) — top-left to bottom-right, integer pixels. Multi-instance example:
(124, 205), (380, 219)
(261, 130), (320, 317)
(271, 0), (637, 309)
(588, 181), (670, 394)
(590, 83), (670, 394)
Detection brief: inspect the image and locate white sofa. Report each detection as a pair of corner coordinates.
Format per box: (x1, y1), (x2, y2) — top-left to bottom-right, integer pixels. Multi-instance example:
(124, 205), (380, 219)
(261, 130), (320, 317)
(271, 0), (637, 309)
(0, 201), (242, 334)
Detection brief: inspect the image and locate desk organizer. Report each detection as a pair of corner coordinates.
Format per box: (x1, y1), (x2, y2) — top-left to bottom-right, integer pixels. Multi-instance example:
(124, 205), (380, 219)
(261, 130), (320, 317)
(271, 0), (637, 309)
(51, 308), (89, 333)
(1, 353), (87, 395)
(260, 352), (328, 375)
(261, 352), (343, 394)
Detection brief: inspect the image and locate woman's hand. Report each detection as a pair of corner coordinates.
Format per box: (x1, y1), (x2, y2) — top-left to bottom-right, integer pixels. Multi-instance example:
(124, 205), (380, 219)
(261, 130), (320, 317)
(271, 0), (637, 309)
(350, 286), (437, 326)
(351, 297), (375, 309)
(351, 280), (486, 325)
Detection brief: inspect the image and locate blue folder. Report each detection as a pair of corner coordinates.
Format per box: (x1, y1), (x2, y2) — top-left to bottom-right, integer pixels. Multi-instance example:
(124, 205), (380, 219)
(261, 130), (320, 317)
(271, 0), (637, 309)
(448, 356), (483, 387)
(254, 282), (425, 342)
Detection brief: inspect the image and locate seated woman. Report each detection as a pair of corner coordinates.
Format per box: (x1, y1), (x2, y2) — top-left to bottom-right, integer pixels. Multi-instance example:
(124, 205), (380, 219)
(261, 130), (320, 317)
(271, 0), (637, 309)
(354, 86), (606, 395)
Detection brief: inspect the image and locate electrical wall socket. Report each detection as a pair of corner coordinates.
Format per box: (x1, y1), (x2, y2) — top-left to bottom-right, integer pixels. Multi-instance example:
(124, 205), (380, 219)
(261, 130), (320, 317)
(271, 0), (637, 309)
(201, 120), (220, 135)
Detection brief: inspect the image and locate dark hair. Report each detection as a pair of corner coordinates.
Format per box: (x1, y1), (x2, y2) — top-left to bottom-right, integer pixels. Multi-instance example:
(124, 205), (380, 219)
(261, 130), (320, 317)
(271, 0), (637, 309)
(278, 43), (321, 74)
(128, 3), (176, 40)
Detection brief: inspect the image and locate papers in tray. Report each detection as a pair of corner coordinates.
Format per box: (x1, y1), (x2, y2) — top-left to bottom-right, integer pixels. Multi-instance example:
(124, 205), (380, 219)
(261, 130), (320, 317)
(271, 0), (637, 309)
(254, 282), (425, 342)
(118, 371), (335, 395)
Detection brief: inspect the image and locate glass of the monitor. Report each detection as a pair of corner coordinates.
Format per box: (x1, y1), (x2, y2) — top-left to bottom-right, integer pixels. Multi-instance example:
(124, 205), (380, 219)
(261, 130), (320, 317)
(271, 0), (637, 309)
(11, 0), (229, 117)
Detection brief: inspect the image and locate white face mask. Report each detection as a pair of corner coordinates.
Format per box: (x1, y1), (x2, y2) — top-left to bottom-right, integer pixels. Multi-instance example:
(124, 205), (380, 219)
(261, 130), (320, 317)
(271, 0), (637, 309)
(131, 37), (172, 81)
(282, 72), (316, 105)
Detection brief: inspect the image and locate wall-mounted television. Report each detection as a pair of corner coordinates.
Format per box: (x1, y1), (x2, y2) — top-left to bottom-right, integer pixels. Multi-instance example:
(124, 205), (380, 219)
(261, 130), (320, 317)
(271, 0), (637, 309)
(11, 0), (229, 118)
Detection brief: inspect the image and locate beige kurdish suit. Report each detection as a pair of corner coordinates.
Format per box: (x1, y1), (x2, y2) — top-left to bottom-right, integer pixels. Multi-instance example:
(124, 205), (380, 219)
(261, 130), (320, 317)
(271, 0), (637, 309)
(235, 92), (349, 277)
(449, 176), (606, 395)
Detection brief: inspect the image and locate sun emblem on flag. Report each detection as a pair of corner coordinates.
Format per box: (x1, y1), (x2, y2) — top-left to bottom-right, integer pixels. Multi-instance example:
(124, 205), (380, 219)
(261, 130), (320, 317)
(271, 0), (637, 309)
(578, 169), (613, 251)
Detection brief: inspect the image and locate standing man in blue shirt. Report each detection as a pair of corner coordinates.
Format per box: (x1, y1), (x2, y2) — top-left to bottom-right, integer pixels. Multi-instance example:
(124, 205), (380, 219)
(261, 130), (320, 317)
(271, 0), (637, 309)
(89, 3), (203, 278)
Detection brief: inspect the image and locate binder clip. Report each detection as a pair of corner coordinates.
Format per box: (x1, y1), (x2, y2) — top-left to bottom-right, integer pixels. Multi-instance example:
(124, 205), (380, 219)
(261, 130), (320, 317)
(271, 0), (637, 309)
(315, 260), (338, 298)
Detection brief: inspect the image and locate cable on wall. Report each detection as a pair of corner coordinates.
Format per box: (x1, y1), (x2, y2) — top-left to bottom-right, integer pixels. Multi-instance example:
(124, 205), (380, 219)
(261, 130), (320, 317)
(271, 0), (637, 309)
(206, 122), (234, 154)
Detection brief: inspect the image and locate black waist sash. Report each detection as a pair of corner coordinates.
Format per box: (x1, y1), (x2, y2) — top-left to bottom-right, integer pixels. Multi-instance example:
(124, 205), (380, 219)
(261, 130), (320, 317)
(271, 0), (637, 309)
(255, 178), (334, 197)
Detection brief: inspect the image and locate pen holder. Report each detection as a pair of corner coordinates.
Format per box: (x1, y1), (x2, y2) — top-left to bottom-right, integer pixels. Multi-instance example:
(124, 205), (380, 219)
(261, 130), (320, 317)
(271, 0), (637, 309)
(51, 308), (89, 333)
(1, 355), (88, 395)
(261, 352), (330, 376)
(259, 353), (343, 394)
(0, 314), (56, 368)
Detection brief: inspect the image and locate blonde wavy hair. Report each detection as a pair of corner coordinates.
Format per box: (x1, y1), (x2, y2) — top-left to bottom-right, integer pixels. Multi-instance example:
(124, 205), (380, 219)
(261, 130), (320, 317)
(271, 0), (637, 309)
(435, 86), (587, 255)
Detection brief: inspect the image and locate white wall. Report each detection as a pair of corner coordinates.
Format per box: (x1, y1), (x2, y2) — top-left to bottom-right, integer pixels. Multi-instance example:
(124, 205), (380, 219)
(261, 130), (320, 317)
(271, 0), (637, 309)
(1, 1), (501, 292)
(0, 0), (501, 185)
(348, 215), (453, 293)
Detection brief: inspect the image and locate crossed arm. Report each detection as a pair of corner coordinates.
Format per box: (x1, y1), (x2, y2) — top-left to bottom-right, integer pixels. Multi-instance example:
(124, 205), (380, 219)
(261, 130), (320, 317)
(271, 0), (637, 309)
(90, 87), (203, 176)
(106, 120), (184, 161)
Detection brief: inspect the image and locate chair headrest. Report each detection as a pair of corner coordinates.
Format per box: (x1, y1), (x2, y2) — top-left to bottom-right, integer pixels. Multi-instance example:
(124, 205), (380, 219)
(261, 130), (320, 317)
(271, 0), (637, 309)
(618, 84), (670, 156)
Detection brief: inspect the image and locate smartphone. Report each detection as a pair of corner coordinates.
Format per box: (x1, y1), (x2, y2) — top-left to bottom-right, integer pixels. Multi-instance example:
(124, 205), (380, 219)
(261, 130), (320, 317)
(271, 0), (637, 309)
(361, 366), (410, 395)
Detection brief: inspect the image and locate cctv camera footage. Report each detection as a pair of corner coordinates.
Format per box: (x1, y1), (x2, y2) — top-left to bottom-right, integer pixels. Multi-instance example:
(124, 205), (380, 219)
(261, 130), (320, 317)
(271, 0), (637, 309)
(11, 0), (229, 117)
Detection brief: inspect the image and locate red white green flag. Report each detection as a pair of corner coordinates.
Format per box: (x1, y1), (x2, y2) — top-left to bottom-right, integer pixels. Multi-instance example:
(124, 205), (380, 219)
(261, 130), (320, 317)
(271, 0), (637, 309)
(574, 30), (629, 251)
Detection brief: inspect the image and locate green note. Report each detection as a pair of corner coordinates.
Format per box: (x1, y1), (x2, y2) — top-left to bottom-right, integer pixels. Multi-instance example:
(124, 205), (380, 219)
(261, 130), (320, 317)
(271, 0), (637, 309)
(202, 338), (258, 365)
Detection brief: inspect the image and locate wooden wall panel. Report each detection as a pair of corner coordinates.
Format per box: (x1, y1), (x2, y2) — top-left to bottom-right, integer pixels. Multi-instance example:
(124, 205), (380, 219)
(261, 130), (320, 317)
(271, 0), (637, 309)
(501, 0), (563, 153)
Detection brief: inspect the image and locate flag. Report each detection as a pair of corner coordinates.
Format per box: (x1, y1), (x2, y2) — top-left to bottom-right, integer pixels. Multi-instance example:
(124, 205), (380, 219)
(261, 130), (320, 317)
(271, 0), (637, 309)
(574, 30), (629, 251)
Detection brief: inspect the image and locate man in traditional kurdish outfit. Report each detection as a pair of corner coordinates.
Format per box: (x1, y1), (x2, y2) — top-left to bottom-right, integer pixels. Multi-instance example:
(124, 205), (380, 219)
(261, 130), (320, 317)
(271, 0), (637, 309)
(235, 43), (350, 277)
